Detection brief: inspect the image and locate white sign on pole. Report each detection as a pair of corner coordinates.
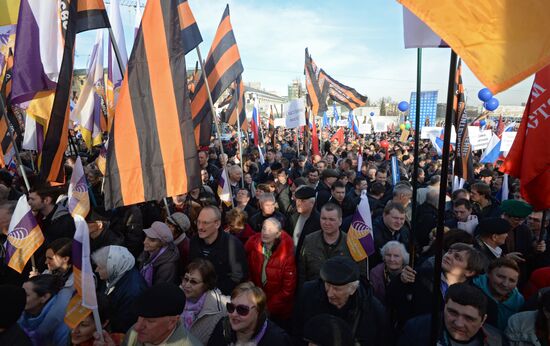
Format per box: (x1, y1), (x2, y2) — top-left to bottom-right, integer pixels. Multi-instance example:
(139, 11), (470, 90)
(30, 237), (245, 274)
(284, 99), (306, 129)
(421, 126), (442, 139)
(274, 118), (286, 128)
(500, 132), (517, 152)
(470, 129), (492, 151)
(358, 123), (371, 134)
(373, 121), (387, 133)
(337, 120), (348, 127)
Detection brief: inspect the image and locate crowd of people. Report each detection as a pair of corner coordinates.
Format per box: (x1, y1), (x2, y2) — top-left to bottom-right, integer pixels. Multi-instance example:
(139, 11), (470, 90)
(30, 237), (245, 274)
(0, 125), (549, 346)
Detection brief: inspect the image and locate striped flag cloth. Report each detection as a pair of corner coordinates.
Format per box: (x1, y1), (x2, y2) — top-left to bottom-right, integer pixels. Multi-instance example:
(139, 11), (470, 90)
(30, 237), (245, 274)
(104, 0), (201, 209)
(399, 0), (550, 94)
(68, 157), (90, 218)
(0, 25), (16, 82)
(304, 48), (328, 116)
(190, 4), (243, 146)
(251, 96), (260, 146)
(218, 167), (232, 207)
(347, 190), (375, 261)
(453, 60), (474, 183)
(71, 30), (105, 149)
(4, 195), (44, 273)
(12, 0), (110, 183)
(319, 70), (367, 110)
(222, 75), (247, 131)
(65, 215), (98, 329)
(106, 0), (128, 131)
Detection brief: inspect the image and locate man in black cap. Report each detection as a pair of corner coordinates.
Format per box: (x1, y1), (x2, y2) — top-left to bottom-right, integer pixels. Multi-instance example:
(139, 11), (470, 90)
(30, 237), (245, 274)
(474, 217), (512, 262)
(315, 169), (340, 211)
(293, 256), (388, 345)
(287, 186), (321, 258)
(0, 285), (31, 345)
(95, 282), (201, 346)
(479, 168), (494, 186)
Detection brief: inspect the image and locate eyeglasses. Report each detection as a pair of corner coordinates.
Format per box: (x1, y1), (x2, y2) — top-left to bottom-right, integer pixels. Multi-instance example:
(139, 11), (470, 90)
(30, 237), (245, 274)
(182, 276), (203, 286)
(226, 302), (256, 316)
(196, 219), (218, 226)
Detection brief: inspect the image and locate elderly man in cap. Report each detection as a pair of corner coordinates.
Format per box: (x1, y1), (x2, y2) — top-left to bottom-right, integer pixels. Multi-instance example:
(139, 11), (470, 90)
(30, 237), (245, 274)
(315, 169), (340, 211)
(293, 256), (388, 346)
(94, 283), (201, 346)
(287, 186), (321, 257)
(474, 217), (512, 262)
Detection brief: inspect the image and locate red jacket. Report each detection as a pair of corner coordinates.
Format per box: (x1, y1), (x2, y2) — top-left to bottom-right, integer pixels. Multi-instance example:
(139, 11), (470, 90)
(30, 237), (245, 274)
(245, 231), (297, 320)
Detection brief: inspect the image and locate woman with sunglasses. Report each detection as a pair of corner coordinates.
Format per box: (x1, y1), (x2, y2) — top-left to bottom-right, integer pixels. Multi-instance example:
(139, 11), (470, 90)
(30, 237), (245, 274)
(244, 217), (296, 328)
(208, 282), (291, 345)
(180, 258), (229, 345)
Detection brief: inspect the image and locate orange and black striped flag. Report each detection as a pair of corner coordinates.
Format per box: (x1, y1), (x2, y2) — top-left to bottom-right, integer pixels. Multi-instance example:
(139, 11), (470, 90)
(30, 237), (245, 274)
(222, 75), (247, 131)
(177, 0), (203, 54)
(304, 48), (328, 116)
(191, 5), (243, 147)
(452, 59), (474, 182)
(104, 0), (201, 209)
(1, 49), (22, 140)
(0, 50), (16, 169)
(187, 61), (200, 97)
(319, 69), (367, 110)
(75, 0), (111, 33)
(39, 0), (111, 183)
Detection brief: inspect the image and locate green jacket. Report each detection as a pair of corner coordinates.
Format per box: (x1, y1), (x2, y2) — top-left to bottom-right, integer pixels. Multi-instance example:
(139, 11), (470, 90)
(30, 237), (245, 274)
(122, 319), (202, 346)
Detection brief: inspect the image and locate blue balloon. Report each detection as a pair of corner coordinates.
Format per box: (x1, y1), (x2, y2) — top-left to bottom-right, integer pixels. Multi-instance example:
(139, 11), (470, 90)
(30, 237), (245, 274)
(484, 97), (499, 111)
(478, 88), (493, 102)
(398, 101), (409, 112)
(370, 112), (375, 116)
(479, 119), (487, 127)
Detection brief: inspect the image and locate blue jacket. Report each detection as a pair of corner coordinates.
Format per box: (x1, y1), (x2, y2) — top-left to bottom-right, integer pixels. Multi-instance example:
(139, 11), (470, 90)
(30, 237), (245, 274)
(18, 289), (72, 346)
(105, 267), (148, 333)
(473, 274), (525, 331)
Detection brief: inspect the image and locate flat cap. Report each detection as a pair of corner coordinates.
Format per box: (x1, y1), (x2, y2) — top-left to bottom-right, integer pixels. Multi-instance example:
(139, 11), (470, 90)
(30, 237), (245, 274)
(321, 169), (340, 180)
(135, 283), (186, 318)
(320, 256), (359, 285)
(501, 199), (533, 218)
(303, 314), (353, 346)
(476, 217), (512, 236)
(143, 221), (174, 244)
(295, 186), (316, 199)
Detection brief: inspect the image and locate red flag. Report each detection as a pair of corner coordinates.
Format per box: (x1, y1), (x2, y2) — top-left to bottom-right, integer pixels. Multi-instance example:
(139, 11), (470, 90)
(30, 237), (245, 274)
(501, 65), (550, 209)
(331, 128), (344, 146)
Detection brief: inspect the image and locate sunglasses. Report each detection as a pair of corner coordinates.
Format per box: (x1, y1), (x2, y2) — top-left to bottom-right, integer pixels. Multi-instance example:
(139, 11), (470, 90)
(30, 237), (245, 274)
(226, 302), (256, 316)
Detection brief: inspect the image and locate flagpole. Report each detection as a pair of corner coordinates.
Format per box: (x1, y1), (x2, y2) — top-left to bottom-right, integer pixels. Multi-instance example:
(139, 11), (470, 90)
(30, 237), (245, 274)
(410, 48), (422, 268)
(430, 50), (458, 346)
(92, 308), (104, 343)
(236, 104), (245, 187)
(195, 47), (225, 157)
(107, 28), (125, 79)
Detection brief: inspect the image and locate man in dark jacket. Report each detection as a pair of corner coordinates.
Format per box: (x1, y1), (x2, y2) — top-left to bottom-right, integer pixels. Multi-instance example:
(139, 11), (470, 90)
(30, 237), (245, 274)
(315, 169), (339, 210)
(189, 205), (248, 295)
(286, 186), (320, 257)
(415, 189), (439, 249)
(470, 182), (502, 220)
(371, 202), (411, 267)
(248, 193), (286, 232)
(293, 256), (389, 345)
(398, 283), (504, 346)
(327, 181), (357, 218)
(28, 186), (76, 245)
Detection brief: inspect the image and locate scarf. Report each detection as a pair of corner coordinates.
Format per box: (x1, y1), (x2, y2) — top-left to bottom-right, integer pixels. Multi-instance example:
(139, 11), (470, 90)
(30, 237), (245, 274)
(140, 246), (168, 287)
(181, 291), (208, 330)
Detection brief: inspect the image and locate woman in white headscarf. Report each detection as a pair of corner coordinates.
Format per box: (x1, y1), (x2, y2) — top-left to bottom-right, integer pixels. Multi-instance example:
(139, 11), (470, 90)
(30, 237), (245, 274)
(92, 245), (147, 333)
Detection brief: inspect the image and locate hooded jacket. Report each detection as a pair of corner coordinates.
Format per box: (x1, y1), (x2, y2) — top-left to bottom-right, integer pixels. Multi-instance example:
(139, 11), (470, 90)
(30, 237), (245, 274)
(245, 232), (297, 320)
(473, 274), (525, 331)
(187, 289), (229, 345)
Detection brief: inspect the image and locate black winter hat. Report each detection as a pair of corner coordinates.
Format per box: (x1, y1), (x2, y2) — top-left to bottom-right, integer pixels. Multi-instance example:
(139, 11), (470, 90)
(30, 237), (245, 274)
(135, 283), (186, 318)
(320, 256), (359, 285)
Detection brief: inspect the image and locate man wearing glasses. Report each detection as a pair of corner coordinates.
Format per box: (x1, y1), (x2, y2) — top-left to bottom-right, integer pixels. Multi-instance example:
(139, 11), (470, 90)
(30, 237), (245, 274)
(188, 205), (249, 295)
